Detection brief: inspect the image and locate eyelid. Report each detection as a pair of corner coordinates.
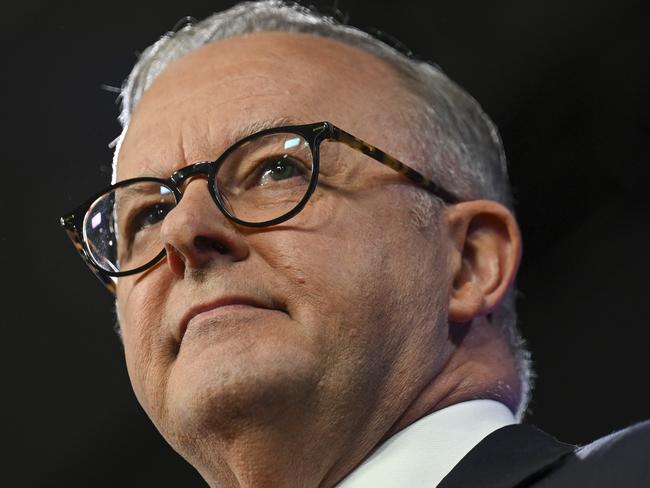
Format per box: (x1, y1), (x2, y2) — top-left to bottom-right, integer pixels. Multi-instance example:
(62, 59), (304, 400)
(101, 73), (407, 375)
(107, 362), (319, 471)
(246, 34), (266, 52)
(248, 155), (309, 188)
(121, 200), (172, 248)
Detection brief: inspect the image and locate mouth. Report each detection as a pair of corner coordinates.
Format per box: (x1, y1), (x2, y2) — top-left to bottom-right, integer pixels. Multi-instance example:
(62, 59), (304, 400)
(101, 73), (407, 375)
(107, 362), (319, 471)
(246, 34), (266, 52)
(178, 296), (281, 342)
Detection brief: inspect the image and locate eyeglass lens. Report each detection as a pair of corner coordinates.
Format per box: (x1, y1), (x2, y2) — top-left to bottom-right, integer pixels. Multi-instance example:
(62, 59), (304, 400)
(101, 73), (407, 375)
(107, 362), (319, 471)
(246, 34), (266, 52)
(82, 131), (314, 274)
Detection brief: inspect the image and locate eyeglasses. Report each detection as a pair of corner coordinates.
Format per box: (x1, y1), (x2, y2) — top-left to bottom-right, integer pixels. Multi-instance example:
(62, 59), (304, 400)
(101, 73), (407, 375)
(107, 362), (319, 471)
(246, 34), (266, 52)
(60, 121), (460, 293)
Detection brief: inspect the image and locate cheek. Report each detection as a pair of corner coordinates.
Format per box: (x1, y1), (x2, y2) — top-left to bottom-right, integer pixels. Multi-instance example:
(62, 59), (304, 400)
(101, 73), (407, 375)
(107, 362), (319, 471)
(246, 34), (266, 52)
(260, 199), (446, 403)
(117, 276), (176, 419)
(254, 196), (413, 339)
(255, 222), (378, 308)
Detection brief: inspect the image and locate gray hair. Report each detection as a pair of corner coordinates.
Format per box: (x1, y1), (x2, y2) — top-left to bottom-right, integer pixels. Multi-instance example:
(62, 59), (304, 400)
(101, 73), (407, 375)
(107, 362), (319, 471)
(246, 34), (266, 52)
(112, 0), (532, 419)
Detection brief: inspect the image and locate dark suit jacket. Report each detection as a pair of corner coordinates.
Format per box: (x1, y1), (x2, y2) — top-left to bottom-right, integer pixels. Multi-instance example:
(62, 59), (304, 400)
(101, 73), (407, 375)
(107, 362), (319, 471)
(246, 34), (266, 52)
(438, 420), (650, 487)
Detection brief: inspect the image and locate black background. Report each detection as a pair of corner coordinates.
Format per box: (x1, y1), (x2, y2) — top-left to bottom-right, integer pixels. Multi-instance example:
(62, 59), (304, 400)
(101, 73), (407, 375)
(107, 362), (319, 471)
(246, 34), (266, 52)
(6, 0), (649, 486)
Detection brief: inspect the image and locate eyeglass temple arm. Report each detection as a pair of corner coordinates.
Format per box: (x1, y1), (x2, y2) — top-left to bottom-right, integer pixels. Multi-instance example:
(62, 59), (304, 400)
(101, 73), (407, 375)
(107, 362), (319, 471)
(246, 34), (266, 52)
(327, 125), (460, 204)
(60, 214), (117, 294)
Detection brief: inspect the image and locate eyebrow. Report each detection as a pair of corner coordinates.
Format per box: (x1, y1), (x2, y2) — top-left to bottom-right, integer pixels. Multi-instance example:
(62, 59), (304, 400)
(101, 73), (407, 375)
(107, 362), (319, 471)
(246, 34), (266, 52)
(127, 116), (302, 180)
(226, 116), (300, 146)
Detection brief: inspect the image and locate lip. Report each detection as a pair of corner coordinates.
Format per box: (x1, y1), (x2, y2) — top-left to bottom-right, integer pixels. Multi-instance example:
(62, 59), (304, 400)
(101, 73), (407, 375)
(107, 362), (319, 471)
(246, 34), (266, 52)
(178, 296), (277, 342)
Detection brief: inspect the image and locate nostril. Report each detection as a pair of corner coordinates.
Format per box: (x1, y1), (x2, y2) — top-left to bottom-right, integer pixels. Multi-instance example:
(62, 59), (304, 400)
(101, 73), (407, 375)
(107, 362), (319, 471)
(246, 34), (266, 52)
(194, 235), (228, 254)
(213, 241), (228, 254)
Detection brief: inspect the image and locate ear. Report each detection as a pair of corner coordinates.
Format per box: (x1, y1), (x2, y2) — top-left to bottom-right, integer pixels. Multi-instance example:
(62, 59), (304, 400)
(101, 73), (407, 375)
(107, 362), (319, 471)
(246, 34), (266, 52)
(444, 200), (522, 323)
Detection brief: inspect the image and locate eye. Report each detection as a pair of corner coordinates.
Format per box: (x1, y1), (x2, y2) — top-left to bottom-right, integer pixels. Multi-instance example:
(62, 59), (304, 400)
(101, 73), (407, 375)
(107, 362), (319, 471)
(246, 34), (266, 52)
(129, 201), (174, 236)
(256, 155), (307, 186)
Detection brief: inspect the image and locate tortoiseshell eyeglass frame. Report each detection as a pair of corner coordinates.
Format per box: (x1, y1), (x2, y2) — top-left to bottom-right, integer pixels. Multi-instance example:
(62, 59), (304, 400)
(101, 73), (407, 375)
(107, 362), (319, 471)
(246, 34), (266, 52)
(60, 121), (461, 294)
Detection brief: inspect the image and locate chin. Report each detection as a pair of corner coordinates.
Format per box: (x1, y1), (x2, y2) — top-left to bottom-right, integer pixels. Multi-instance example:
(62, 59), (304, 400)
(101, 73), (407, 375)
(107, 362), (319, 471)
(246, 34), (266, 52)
(164, 318), (324, 443)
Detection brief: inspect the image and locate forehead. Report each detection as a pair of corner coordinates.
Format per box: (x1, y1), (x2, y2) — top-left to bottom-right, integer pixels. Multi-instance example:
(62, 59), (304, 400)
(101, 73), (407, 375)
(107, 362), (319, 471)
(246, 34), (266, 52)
(116, 31), (413, 180)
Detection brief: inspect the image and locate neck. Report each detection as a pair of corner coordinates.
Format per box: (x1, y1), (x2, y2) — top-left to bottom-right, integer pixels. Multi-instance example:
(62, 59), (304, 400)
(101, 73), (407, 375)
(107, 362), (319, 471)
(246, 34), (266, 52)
(195, 421), (336, 487)
(185, 390), (385, 488)
(383, 316), (520, 440)
(191, 317), (519, 488)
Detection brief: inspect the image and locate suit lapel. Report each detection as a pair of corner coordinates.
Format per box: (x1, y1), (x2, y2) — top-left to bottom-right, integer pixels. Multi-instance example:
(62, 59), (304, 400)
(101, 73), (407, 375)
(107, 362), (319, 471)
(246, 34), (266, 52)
(438, 424), (575, 488)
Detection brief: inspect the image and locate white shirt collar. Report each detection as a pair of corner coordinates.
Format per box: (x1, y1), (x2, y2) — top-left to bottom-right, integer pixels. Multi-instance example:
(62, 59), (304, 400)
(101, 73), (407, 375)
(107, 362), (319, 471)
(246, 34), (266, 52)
(337, 400), (516, 488)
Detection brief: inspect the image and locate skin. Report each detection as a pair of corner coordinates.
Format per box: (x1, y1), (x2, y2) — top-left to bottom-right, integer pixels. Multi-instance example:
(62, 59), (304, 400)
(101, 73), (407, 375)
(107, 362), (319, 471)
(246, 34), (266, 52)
(115, 31), (522, 487)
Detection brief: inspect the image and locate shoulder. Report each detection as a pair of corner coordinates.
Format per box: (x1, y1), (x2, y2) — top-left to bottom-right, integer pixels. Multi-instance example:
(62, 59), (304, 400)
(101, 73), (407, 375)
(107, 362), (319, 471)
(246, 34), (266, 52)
(576, 418), (650, 459)
(537, 419), (650, 487)
(439, 420), (650, 488)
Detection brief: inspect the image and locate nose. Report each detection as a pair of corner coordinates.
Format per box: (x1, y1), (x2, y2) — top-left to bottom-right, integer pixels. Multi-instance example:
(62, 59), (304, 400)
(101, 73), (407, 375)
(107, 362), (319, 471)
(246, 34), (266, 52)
(160, 179), (250, 277)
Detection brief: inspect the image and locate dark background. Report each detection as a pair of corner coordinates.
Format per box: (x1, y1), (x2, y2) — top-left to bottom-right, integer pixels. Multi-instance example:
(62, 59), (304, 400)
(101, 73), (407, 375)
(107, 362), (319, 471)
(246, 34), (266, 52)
(6, 0), (649, 486)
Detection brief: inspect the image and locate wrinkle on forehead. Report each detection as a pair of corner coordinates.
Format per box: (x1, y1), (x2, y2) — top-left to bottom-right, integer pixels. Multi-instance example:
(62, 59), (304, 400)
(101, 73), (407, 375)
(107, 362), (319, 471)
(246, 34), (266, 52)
(117, 85), (318, 181)
(118, 114), (305, 181)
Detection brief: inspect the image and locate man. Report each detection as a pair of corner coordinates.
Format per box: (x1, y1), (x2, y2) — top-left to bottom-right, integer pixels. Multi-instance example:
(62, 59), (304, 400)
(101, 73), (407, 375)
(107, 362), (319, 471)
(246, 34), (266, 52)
(60, 1), (649, 486)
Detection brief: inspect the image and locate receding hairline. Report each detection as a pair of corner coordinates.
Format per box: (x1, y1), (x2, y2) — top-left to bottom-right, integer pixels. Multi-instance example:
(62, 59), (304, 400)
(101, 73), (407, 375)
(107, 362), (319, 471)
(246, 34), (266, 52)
(129, 29), (418, 117)
(153, 29), (403, 65)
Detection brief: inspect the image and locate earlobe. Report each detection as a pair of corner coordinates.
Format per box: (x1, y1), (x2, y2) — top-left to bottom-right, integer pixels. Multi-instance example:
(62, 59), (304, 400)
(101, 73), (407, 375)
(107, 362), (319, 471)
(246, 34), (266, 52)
(445, 200), (522, 323)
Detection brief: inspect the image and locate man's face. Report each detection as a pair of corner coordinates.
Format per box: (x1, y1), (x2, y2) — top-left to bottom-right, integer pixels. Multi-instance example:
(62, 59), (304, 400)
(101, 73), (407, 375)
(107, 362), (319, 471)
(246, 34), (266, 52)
(116, 32), (453, 471)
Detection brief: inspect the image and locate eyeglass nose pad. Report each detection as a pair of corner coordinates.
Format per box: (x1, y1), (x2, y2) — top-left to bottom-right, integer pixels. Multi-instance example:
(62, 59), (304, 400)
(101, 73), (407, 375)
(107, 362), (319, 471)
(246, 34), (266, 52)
(170, 161), (214, 188)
